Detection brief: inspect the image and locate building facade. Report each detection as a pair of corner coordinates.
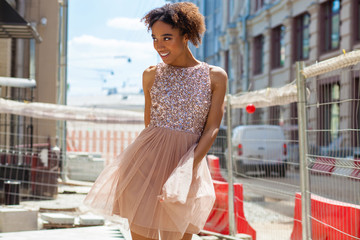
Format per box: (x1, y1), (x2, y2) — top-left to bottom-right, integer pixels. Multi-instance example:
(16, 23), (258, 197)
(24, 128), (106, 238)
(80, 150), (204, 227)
(170, 0), (360, 148)
(0, 0), (62, 149)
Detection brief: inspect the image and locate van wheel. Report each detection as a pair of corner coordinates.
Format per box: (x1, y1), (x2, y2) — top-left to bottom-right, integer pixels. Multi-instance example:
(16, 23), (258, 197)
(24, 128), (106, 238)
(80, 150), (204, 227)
(279, 166), (286, 178)
(234, 161), (246, 177)
(265, 167), (271, 177)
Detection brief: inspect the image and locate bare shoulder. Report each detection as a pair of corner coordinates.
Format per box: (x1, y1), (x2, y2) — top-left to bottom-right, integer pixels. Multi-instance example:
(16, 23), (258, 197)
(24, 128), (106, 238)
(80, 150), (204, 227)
(143, 65), (156, 79)
(143, 65), (156, 90)
(209, 65), (227, 89)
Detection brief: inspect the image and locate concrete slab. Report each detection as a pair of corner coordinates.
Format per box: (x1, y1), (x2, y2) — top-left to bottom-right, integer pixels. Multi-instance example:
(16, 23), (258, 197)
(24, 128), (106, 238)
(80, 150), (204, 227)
(79, 214), (105, 226)
(67, 152), (105, 182)
(192, 234), (204, 239)
(243, 192), (265, 202)
(0, 207), (38, 232)
(199, 236), (220, 239)
(41, 213), (75, 225)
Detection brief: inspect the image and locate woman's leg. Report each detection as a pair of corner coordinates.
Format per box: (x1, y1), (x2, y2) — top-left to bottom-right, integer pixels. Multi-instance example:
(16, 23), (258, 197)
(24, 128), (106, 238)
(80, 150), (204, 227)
(131, 230), (157, 240)
(159, 230), (192, 240)
(180, 233), (193, 240)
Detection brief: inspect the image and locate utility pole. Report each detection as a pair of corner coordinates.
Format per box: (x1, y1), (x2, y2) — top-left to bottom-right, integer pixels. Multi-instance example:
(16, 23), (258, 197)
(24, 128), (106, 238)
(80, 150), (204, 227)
(58, 0), (68, 181)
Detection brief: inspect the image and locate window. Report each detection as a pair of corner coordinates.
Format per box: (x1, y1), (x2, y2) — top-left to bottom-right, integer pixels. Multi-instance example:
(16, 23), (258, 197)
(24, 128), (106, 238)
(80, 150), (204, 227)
(228, 0), (234, 22)
(254, 0), (264, 12)
(354, 0), (360, 42)
(318, 80), (340, 146)
(271, 25), (285, 69)
(253, 35), (264, 75)
(290, 103), (298, 141)
(250, 108), (264, 125)
(294, 13), (310, 61)
(205, 0), (214, 15)
(352, 74), (360, 147)
(224, 50), (232, 92)
(321, 0), (341, 52)
(269, 106), (280, 125)
(224, 50), (229, 75)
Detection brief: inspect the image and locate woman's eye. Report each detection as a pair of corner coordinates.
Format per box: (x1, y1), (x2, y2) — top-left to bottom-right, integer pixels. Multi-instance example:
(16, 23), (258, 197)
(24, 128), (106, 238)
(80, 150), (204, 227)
(164, 37), (171, 41)
(152, 38), (157, 42)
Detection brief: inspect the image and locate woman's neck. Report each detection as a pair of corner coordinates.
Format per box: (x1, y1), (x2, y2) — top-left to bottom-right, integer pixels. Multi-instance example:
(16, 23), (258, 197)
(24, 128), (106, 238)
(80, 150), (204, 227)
(169, 46), (200, 68)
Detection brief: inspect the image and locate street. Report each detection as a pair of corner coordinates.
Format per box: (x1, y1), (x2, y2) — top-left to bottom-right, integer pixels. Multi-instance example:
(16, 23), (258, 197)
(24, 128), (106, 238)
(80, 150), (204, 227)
(232, 169), (360, 205)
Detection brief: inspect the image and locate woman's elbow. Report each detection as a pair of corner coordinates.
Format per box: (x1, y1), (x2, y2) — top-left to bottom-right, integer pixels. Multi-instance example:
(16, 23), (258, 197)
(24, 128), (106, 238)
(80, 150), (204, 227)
(203, 126), (220, 139)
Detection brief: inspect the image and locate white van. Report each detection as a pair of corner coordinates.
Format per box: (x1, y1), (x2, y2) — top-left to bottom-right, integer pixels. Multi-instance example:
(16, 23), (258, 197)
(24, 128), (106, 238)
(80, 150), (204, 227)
(230, 125), (287, 177)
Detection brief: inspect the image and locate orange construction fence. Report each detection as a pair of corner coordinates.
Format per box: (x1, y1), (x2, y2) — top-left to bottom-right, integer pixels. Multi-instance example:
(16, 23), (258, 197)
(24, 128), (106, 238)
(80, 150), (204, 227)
(66, 129), (139, 164)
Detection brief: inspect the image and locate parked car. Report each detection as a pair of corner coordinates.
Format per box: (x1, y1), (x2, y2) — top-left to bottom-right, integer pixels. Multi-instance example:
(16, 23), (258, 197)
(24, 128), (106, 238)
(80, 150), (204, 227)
(208, 125), (227, 169)
(229, 125), (287, 177)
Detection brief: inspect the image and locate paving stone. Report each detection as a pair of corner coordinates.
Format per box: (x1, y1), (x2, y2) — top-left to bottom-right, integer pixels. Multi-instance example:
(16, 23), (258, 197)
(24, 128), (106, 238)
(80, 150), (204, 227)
(0, 207), (38, 232)
(0, 226), (125, 240)
(79, 214), (105, 226)
(41, 213), (75, 225)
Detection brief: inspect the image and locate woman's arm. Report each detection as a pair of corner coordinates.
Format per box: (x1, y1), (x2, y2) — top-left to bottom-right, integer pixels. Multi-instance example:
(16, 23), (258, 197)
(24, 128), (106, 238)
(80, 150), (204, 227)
(142, 66), (156, 128)
(193, 66), (228, 170)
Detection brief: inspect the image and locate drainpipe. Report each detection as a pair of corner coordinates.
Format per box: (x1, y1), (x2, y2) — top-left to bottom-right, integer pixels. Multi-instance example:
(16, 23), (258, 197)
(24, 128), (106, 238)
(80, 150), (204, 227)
(242, 0), (250, 92)
(242, 0), (250, 124)
(15, 0), (25, 152)
(15, 0), (25, 79)
(58, 0), (68, 181)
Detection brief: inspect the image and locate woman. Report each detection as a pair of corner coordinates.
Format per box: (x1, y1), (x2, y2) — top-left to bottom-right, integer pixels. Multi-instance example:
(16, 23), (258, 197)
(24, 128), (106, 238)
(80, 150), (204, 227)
(84, 2), (227, 240)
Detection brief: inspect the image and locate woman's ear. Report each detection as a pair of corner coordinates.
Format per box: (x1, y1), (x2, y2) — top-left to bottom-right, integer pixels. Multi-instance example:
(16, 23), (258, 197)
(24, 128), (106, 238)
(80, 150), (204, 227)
(183, 33), (189, 43)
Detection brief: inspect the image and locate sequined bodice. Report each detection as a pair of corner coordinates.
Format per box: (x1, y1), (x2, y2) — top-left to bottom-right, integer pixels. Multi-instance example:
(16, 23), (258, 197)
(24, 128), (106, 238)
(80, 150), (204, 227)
(149, 62), (212, 135)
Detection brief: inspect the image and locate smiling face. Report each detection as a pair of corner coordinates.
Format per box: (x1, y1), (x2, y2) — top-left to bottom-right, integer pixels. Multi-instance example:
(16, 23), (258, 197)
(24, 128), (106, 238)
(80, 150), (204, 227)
(151, 20), (188, 66)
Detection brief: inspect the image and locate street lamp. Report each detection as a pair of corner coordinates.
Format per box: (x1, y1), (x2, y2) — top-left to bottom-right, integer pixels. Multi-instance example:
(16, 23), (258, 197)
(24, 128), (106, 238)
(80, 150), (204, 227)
(114, 55), (131, 63)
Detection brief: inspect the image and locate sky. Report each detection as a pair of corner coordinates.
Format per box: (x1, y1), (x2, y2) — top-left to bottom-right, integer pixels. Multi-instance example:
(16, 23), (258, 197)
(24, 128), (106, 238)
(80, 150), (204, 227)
(67, 0), (167, 97)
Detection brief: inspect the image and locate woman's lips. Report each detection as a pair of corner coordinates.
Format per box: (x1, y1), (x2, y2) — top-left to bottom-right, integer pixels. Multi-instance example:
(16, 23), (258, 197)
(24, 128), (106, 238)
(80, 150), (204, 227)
(159, 52), (170, 58)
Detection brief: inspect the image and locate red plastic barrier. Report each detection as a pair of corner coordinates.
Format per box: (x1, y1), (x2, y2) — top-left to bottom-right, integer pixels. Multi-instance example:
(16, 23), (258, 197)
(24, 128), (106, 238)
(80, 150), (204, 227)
(350, 158), (360, 180)
(291, 193), (360, 240)
(310, 157), (336, 175)
(204, 180), (256, 240)
(207, 155), (227, 182)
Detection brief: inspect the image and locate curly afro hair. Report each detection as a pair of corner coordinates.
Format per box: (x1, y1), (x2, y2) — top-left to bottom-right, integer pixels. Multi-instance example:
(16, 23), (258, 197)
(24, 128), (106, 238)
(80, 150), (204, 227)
(142, 2), (206, 47)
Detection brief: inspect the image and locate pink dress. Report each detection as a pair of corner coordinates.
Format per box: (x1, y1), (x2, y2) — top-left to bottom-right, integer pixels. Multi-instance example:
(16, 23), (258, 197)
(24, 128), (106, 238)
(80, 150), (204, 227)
(83, 62), (216, 239)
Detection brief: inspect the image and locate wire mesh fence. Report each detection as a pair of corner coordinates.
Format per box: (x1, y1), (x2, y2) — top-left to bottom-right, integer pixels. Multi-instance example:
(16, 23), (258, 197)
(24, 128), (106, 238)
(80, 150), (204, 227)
(301, 62), (360, 240)
(1, 51), (360, 239)
(0, 112), (143, 203)
(306, 64), (360, 200)
(0, 118), (61, 202)
(229, 105), (299, 240)
(207, 51), (360, 240)
(66, 121), (143, 181)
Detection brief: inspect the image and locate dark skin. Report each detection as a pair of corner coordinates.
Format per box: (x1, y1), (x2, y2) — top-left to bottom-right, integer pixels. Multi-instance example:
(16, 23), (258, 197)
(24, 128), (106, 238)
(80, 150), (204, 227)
(137, 20), (227, 240)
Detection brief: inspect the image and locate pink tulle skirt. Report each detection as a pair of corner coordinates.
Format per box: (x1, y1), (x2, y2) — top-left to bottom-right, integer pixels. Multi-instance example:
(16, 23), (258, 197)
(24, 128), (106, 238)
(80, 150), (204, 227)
(83, 125), (216, 239)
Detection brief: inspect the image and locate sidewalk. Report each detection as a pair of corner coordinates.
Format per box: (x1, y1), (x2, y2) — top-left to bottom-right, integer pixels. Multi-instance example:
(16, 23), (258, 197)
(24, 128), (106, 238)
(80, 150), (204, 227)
(0, 224), (203, 240)
(0, 225), (126, 240)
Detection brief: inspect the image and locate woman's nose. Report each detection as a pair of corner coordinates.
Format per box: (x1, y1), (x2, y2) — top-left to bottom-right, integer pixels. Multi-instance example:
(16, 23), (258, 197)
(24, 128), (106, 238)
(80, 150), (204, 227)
(156, 41), (164, 49)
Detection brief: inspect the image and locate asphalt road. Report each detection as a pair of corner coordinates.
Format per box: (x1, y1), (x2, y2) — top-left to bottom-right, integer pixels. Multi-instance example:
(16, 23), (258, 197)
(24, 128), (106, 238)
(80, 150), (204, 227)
(233, 168), (360, 205)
